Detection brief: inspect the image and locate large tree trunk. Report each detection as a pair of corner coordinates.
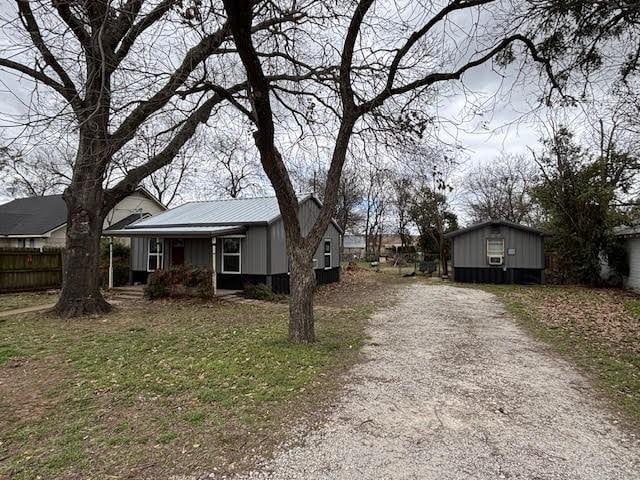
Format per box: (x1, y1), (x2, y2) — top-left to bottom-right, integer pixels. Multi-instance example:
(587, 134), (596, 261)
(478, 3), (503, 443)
(288, 247), (316, 343)
(54, 154), (111, 317)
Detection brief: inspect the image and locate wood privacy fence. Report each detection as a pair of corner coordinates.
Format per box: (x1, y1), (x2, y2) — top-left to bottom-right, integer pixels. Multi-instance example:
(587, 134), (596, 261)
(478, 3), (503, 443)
(0, 248), (63, 293)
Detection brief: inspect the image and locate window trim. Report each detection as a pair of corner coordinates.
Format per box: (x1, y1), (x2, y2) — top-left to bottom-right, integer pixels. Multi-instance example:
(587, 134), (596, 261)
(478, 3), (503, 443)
(147, 237), (164, 272)
(323, 239), (332, 270)
(221, 237), (242, 274)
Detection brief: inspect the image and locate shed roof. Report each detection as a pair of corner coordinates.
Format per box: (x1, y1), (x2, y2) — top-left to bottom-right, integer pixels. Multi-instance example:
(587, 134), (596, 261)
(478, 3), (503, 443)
(120, 194), (344, 233)
(444, 220), (545, 239)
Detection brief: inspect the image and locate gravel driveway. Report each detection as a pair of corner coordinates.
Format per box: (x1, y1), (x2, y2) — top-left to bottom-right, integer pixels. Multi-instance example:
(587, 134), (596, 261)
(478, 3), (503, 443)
(235, 284), (639, 479)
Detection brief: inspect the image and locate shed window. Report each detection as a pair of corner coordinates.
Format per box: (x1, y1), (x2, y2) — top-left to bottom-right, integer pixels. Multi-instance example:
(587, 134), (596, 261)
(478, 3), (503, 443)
(487, 239), (505, 256)
(222, 238), (241, 273)
(147, 238), (164, 272)
(324, 240), (332, 268)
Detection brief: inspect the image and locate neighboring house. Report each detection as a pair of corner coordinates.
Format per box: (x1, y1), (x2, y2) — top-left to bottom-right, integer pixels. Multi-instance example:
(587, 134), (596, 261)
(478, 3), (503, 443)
(445, 220), (545, 284)
(342, 234), (366, 259)
(0, 188), (165, 248)
(105, 194), (343, 294)
(614, 223), (640, 291)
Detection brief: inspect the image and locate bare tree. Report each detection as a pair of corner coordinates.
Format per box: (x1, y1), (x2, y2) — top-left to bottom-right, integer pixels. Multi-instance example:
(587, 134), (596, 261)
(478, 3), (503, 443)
(0, 1), (310, 316)
(204, 133), (265, 198)
(0, 146), (71, 197)
(465, 154), (539, 225)
(363, 162), (390, 260)
(221, 0), (560, 342)
(392, 176), (414, 250)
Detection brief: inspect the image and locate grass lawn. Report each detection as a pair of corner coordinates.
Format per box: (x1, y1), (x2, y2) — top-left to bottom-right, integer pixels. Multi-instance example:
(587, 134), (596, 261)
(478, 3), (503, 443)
(0, 269), (401, 480)
(0, 291), (58, 312)
(474, 284), (640, 428)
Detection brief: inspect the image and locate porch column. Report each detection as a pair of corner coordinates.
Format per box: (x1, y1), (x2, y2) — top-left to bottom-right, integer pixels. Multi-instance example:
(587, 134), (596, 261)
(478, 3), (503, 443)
(108, 237), (114, 289)
(211, 237), (217, 295)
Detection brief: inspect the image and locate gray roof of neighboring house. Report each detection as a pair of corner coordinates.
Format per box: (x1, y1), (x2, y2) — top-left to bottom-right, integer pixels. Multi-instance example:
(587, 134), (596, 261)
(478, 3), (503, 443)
(120, 194), (344, 233)
(0, 194), (67, 235)
(444, 220), (545, 239)
(0, 187), (165, 237)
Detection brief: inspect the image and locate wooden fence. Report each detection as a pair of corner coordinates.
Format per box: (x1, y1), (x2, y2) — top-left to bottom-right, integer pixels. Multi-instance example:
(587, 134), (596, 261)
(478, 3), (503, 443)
(0, 248), (63, 293)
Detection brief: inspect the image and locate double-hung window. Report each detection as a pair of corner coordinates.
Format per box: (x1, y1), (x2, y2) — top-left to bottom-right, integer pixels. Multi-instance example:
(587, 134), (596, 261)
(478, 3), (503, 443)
(222, 238), (241, 273)
(323, 239), (332, 268)
(148, 238), (164, 272)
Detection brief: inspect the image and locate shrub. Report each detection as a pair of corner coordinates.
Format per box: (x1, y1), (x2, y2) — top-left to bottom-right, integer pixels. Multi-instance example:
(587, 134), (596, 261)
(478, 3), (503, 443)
(144, 266), (213, 299)
(244, 283), (283, 302)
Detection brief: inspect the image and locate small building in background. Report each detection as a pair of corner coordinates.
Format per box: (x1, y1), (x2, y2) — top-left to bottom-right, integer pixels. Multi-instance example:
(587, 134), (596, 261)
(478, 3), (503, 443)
(342, 234), (366, 260)
(614, 223), (640, 291)
(445, 220), (545, 284)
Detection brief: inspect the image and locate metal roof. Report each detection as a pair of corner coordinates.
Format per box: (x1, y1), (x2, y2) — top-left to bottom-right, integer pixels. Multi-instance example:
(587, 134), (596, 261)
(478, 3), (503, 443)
(106, 225), (246, 237)
(444, 220), (545, 239)
(0, 194), (67, 235)
(128, 196), (284, 228)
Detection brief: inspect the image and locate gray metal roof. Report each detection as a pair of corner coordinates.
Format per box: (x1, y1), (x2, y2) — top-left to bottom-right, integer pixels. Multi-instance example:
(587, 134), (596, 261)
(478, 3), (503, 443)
(0, 194), (67, 235)
(445, 220), (545, 239)
(106, 225), (246, 237)
(127, 196), (284, 228)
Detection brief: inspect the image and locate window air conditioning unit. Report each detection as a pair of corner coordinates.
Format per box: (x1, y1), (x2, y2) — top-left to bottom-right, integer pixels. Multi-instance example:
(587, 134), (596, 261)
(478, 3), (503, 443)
(488, 256), (504, 266)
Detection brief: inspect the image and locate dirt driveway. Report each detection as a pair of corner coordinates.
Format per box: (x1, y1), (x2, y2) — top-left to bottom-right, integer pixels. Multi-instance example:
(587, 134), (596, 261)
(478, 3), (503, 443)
(233, 284), (639, 479)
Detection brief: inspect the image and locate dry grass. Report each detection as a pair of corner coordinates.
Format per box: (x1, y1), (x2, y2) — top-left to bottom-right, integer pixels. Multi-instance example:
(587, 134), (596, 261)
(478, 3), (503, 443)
(0, 269), (403, 480)
(474, 284), (640, 427)
(0, 291), (58, 312)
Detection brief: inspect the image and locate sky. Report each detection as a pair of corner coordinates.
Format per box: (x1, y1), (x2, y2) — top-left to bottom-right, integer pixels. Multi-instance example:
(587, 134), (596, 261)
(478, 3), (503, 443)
(0, 1), (597, 219)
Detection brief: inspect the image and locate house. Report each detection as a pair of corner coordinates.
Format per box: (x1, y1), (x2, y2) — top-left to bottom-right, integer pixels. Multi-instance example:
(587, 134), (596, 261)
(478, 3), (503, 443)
(0, 188), (165, 248)
(614, 223), (640, 291)
(105, 194), (343, 294)
(342, 234), (366, 259)
(445, 220), (545, 284)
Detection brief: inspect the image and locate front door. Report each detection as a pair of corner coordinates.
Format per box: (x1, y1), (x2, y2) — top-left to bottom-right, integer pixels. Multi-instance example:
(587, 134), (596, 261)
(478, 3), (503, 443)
(171, 239), (185, 266)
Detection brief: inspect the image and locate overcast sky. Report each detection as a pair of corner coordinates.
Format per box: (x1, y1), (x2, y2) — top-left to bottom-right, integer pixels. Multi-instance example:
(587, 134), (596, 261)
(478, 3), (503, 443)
(0, 1), (593, 220)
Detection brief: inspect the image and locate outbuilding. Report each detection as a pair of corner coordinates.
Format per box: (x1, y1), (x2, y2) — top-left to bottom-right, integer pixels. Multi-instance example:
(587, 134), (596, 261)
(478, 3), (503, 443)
(445, 220), (545, 284)
(614, 223), (640, 291)
(105, 194), (342, 294)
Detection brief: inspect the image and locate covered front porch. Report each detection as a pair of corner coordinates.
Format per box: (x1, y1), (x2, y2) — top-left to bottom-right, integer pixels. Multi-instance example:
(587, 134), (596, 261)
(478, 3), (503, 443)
(106, 225), (249, 296)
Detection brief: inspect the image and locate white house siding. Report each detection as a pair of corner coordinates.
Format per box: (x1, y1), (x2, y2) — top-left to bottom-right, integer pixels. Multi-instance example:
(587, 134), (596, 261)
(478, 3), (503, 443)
(625, 237), (640, 291)
(104, 191), (165, 229)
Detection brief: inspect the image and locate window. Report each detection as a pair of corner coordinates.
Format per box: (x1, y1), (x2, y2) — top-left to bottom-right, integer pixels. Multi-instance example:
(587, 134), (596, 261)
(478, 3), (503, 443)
(17, 239), (25, 248)
(28, 238), (35, 248)
(323, 239), (332, 268)
(486, 238), (504, 265)
(222, 238), (241, 273)
(147, 238), (164, 272)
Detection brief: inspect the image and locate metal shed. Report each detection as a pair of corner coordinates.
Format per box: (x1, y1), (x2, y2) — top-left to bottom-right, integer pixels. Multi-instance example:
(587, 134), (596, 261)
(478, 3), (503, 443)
(445, 220), (545, 284)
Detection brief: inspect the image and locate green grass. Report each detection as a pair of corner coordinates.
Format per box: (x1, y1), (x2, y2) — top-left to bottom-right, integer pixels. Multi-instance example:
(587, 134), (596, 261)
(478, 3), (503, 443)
(0, 299), (368, 479)
(624, 298), (640, 318)
(0, 291), (57, 312)
(471, 284), (640, 428)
